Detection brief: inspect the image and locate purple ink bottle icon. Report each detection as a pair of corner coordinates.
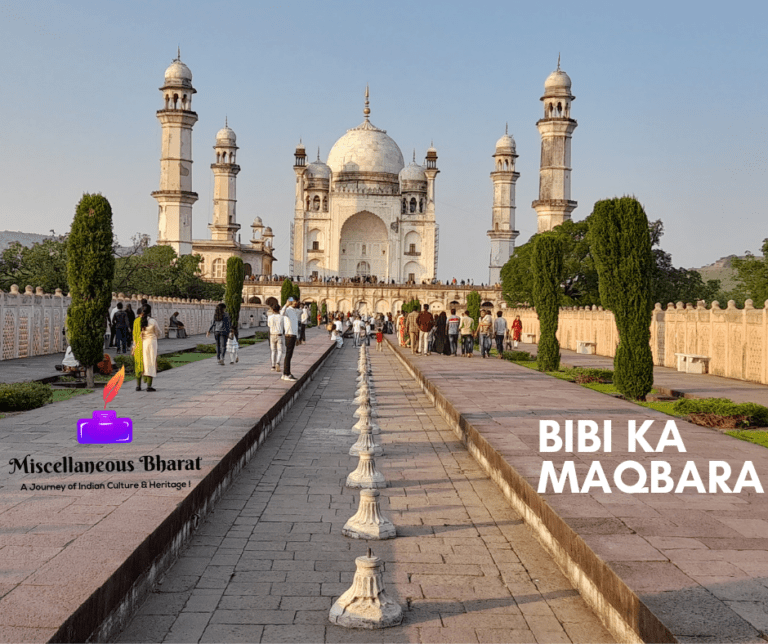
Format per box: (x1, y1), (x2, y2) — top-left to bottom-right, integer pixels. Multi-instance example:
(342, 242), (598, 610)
(77, 366), (133, 444)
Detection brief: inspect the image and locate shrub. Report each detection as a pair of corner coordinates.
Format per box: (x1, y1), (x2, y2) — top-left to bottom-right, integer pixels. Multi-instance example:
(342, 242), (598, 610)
(157, 357), (174, 372)
(564, 367), (614, 384)
(252, 331), (269, 340)
(672, 398), (768, 428)
(310, 302), (318, 326)
(196, 344), (217, 353)
(590, 196), (654, 400)
(114, 354), (135, 374)
(0, 382), (53, 412)
(503, 350), (533, 362)
(281, 278), (293, 306)
(532, 233), (563, 372)
(239, 338), (257, 346)
(467, 291), (481, 328)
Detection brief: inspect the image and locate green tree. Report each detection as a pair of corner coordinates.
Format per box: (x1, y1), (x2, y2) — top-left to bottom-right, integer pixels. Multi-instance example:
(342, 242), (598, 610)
(113, 245), (223, 300)
(732, 239), (768, 306)
(0, 235), (69, 293)
(66, 194), (116, 387)
(310, 302), (318, 326)
(467, 291), (481, 328)
(280, 278), (293, 305)
(292, 282), (301, 302)
(225, 256), (245, 332)
(531, 233), (563, 372)
(590, 196), (654, 400)
(321, 302), (327, 320)
(401, 298), (421, 314)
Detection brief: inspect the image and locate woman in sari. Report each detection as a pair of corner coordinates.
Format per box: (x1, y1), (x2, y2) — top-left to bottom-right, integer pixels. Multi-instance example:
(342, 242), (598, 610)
(397, 311), (407, 347)
(511, 315), (523, 349)
(132, 307), (144, 390)
(134, 304), (162, 391)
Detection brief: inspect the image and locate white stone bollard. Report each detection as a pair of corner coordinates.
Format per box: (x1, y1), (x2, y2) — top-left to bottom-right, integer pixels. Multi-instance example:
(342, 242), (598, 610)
(353, 398), (376, 419)
(342, 490), (396, 540)
(329, 549), (403, 628)
(346, 451), (387, 489)
(353, 413), (381, 435)
(350, 425), (383, 457)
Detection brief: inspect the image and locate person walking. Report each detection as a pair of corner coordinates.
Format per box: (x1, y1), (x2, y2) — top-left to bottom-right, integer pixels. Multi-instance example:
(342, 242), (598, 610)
(226, 329), (240, 364)
(267, 303), (284, 371)
(352, 315), (364, 348)
(281, 297), (299, 381)
(108, 301), (119, 348)
(511, 315), (523, 349)
(113, 303), (129, 355)
(134, 304), (161, 392)
(447, 308), (460, 356)
(407, 307), (420, 354)
(376, 327), (384, 352)
(494, 310), (508, 359)
(459, 310), (474, 357)
(125, 303), (136, 331)
(396, 311), (407, 347)
(433, 311), (447, 355)
(206, 303), (231, 365)
(477, 309), (494, 359)
(416, 304), (434, 356)
(298, 304), (308, 345)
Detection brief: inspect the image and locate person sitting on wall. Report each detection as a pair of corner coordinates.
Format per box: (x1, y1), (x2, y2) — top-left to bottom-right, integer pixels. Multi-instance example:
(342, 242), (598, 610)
(169, 312), (187, 338)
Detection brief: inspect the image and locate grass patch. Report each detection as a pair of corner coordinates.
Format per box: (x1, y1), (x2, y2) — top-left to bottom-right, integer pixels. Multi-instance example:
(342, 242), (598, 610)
(165, 352), (215, 366)
(196, 344), (217, 353)
(726, 430), (768, 449)
(51, 388), (94, 403)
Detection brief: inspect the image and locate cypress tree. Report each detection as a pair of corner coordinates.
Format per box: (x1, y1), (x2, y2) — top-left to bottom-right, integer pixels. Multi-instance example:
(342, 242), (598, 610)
(292, 282), (301, 302)
(280, 278), (293, 305)
(589, 196), (654, 400)
(225, 256), (245, 332)
(310, 301), (318, 326)
(531, 233), (563, 372)
(66, 194), (116, 387)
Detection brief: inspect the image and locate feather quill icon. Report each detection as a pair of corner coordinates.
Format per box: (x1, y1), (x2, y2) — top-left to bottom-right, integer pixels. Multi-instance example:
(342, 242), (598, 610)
(103, 366), (125, 410)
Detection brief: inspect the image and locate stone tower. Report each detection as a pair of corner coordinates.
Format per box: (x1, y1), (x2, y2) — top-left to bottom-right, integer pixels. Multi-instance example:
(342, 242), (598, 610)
(532, 59), (577, 233)
(488, 126), (520, 284)
(153, 51), (198, 255)
(209, 122), (240, 242)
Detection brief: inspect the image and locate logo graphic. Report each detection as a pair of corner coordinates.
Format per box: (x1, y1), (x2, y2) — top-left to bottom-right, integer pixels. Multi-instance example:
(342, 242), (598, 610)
(77, 366), (133, 444)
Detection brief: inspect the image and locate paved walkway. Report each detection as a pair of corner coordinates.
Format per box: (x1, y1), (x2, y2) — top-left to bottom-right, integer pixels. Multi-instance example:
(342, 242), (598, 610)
(0, 329), (267, 385)
(0, 329), (331, 643)
(117, 343), (613, 643)
(389, 341), (768, 642)
(517, 342), (768, 407)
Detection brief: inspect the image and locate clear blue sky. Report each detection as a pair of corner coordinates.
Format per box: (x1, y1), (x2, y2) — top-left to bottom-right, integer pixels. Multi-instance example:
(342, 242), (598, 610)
(1, 0), (765, 283)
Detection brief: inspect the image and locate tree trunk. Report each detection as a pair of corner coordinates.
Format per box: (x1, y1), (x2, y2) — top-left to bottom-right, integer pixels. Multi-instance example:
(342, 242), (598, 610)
(86, 365), (94, 388)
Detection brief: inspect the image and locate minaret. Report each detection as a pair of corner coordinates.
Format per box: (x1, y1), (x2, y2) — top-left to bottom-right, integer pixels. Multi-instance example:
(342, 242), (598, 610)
(488, 125), (520, 284)
(291, 140), (307, 277)
(532, 58), (577, 233)
(209, 121), (240, 242)
(153, 50), (198, 255)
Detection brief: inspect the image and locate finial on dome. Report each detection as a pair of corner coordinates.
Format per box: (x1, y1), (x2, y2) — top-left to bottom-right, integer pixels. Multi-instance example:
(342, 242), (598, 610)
(176, 46), (181, 62)
(317, 147), (320, 161)
(413, 150), (416, 163)
(225, 115), (228, 128)
(363, 84), (370, 120)
(505, 122), (508, 135)
(557, 53), (561, 71)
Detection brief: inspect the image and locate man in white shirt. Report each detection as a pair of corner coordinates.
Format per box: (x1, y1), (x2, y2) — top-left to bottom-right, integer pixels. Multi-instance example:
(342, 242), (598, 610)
(280, 298), (300, 381)
(352, 316), (364, 348)
(267, 304), (284, 372)
(493, 310), (508, 359)
(298, 305), (309, 344)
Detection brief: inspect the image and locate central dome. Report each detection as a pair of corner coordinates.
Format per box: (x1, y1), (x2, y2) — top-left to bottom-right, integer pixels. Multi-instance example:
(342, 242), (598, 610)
(327, 120), (404, 176)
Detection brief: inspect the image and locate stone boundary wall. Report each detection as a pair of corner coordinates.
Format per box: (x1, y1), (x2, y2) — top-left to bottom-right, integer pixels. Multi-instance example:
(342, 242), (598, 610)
(0, 285), (267, 361)
(504, 299), (768, 385)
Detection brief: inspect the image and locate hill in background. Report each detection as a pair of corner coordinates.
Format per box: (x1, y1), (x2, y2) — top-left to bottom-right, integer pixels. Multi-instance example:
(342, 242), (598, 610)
(694, 255), (744, 292)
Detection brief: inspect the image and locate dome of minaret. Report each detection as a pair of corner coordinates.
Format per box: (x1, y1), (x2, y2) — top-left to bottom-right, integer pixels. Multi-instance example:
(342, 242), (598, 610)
(495, 132), (516, 153)
(216, 125), (236, 145)
(164, 54), (193, 88)
(544, 66), (572, 97)
(399, 160), (426, 182)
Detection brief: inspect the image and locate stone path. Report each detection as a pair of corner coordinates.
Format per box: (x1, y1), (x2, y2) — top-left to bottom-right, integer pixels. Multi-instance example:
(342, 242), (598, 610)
(117, 343), (613, 643)
(518, 342), (768, 407)
(389, 341), (768, 642)
(0, 329), (331, 643)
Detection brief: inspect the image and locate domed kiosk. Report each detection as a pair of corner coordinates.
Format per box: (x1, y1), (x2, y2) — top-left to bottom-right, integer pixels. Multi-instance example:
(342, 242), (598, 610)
(291, 87), (439, 283)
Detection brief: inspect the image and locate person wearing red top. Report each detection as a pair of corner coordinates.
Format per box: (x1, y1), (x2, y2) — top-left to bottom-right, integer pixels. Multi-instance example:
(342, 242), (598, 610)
(416, 304), (435, 356)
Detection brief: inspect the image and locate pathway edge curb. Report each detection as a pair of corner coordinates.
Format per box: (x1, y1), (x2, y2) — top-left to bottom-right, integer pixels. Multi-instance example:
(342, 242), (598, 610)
(387, 339), (676, 644)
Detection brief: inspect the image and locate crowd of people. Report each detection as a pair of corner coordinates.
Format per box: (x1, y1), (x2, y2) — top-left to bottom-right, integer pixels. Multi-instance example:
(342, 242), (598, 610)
(244, 274), (499, 288)
(392, 305), (523, 359)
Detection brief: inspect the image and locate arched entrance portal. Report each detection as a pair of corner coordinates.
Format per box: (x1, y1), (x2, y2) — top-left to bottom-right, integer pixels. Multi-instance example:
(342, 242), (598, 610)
(339, 212), (388, 280)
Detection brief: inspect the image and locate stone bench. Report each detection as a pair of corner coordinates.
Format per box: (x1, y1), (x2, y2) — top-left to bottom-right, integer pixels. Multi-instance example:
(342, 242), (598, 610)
(522, 332), (536, 343)
(576, 340), (597, 355)
(675, 352), (711, 374)
(167, 327), (179, 339)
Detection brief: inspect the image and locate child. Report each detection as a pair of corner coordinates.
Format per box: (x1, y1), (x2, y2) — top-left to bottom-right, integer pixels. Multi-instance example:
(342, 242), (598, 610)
(226, 329), (239, 364)
(331, 327), (343, 349)
(376, 328), (384, 352)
